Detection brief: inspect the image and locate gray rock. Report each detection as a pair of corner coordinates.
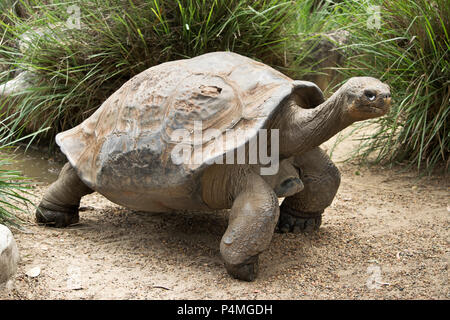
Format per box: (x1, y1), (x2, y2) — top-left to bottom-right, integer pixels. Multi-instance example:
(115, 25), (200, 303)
(0, 71), (36, 96)
(18, 23), (67, 54)
(0, 224), (19, 284)
(303, 30), (350, 91)
(0, 23), (67, 97)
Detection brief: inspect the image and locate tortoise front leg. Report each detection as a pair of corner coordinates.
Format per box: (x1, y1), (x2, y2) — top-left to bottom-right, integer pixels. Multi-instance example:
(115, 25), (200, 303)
(36, 162), (93, 227)
(278, 147), (340, 233)
(221, 173), (279, 281)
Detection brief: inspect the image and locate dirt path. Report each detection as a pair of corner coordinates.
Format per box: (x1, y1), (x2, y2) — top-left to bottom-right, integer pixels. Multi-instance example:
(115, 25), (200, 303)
(1, 135), (448, 299)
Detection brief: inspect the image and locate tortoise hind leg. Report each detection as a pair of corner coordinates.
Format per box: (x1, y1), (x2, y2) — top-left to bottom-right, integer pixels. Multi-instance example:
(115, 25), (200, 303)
(278, 147), (340, 233)
(36, 162), (93, 228)
(220, 172), (279, 281)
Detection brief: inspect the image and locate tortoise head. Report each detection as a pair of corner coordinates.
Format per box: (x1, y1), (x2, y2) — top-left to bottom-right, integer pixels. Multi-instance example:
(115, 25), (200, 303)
(340, 77), (391, 121)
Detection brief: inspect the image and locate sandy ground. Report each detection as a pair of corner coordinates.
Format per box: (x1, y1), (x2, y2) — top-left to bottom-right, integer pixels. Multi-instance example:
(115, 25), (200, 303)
(0, 133), (449, 300)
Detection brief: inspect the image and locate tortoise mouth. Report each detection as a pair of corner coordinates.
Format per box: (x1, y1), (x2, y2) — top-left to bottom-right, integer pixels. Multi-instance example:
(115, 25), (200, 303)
(374, 97), (391, 114)
(366, 105), (390, 118)
(347, 97), (391, 120)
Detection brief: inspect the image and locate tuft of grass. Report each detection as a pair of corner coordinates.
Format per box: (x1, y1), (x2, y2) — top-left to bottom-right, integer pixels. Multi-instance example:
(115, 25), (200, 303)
(334, 0), (449, 173)
(0, 103), (48, 226)
(0, 156), (32, 227)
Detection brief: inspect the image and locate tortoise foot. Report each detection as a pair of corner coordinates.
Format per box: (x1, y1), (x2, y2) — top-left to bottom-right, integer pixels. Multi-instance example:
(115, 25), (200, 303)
(35, 206), (79, 228)
(277, 206), (322, 233)
(224, 255), (259, 282)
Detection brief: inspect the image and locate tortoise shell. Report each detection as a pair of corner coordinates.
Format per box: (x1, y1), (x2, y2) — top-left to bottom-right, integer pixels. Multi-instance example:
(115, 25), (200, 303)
(56, 52), (324, 193)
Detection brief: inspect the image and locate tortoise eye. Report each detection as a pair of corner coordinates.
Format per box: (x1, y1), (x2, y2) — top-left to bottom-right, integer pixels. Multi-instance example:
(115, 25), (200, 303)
(364, 90), (377, 101)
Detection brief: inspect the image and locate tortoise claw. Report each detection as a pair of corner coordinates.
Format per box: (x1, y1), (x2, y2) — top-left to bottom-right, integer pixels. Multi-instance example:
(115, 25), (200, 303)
(277, 207), (322, 233)
(224, 255), (259, 282)
(35, 206), (79, 228)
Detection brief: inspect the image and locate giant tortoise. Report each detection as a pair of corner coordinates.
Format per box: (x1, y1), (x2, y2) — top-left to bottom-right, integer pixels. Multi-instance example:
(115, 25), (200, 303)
(36, 52), (391, 281)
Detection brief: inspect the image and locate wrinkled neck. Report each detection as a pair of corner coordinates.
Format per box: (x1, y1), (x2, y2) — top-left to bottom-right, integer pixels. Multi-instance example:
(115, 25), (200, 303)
(277, 90), (353, 157)
(307, 90), (352, 144)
